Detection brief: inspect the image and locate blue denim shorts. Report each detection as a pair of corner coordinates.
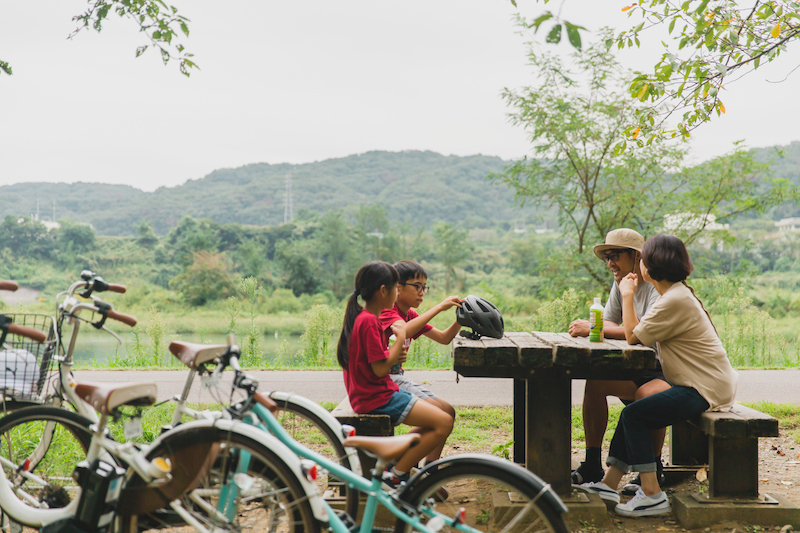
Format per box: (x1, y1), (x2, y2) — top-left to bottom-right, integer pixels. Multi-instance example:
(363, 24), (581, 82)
(370, 389), (417, 426)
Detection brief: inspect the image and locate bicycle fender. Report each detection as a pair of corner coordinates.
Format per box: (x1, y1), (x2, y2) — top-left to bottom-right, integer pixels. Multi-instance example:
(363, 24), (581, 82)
(268, 390), (361, 473)
(403, 453), (568, 515)
(119, 418), (330, 523)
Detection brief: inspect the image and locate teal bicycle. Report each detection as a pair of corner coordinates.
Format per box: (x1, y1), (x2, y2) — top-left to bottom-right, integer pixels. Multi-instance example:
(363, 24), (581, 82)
(176, 336), (570, 533)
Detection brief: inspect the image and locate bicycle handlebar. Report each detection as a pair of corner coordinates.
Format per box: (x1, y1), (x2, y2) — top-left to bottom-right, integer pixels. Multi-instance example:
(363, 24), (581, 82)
(0, 281), (19, 292)
(106, 309), (138, 327)
(7, 323), (47, 343)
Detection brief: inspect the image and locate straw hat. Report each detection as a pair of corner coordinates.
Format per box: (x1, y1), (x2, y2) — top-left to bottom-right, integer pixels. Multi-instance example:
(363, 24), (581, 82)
(593, 228), (645, 260)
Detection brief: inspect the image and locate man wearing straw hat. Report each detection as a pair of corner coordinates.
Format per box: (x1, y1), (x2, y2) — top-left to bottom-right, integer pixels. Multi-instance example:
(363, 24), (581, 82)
(568, 228), (669, 494)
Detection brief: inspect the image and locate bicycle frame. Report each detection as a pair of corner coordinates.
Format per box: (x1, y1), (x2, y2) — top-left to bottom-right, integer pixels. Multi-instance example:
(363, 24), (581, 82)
(0, 415), (329, 530)
(244, 401), (475, 533)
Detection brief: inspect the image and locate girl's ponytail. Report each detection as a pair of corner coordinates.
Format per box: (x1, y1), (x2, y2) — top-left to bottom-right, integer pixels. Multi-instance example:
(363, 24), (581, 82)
(682, 281), (719, 337)
(337, 290), (363, 368)
(336, 261), (399, 369)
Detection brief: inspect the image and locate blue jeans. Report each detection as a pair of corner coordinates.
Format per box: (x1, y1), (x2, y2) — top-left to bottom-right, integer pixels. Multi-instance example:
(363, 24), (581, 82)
(607, 385), (710, 473)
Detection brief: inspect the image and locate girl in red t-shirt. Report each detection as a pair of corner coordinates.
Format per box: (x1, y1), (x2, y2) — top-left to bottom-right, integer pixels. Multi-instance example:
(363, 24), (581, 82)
(337, 261), (454, 488)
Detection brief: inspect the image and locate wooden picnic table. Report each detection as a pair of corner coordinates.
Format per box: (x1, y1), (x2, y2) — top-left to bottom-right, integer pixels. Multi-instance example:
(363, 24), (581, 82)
(452, 331), (657, 495)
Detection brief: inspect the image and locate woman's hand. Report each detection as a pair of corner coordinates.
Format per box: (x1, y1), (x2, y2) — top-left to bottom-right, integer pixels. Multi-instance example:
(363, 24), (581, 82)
(619, 272), (638, 299)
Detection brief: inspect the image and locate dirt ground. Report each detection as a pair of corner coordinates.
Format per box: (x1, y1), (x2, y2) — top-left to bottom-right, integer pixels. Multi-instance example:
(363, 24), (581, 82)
(444, 429), (799, 532)
(571, 431), (799, 532)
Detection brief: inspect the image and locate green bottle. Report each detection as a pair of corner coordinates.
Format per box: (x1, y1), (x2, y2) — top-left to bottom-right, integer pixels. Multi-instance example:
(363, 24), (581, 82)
(589, 297), (604, 342)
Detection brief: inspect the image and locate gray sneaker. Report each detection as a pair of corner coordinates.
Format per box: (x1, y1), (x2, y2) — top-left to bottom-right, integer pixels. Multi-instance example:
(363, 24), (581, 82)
(615, 489), (670, 517)
(573, 482), (620, 504)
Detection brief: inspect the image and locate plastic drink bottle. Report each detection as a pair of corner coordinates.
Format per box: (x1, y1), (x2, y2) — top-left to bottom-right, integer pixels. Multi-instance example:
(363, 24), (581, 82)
(589, 297), (604, 342)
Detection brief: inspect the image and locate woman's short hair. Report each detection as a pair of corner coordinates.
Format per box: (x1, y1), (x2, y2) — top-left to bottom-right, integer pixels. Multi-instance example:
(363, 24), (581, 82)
(641, 234), (693, 282)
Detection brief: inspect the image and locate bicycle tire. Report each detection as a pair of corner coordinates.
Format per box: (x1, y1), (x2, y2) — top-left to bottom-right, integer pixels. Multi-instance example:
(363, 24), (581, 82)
(120, 425), (319, 533)
(395, 454), (568, 533)
(0, 406), (95, 518)
(270, 394), (359, 518)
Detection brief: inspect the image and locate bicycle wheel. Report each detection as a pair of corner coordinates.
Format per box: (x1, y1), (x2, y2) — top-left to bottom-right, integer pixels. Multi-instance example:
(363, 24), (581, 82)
(120, 425), (319, 533)
(395, 454), (568, 533)
(0, 407), (94, 517)
(269, 394), (359, 518)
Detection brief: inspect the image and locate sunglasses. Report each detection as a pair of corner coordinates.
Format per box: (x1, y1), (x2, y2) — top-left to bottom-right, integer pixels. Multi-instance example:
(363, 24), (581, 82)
(601, 249), (631, 263)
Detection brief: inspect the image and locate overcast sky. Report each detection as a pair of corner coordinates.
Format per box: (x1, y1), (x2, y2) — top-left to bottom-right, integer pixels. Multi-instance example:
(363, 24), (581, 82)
(1, 1), (798, 192)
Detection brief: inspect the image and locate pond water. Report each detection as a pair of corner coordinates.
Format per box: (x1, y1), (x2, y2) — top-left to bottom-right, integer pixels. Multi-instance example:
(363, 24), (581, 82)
(70, 332), (303, 365)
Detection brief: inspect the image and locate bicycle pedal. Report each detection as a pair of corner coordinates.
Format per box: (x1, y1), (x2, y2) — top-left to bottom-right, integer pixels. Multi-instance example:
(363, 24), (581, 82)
(335, 510), (356, 531)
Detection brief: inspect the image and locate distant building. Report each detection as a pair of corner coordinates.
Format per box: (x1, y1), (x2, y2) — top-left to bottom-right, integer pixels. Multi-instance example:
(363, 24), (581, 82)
(662, 212), (729, 233)
(775, 217), (800, 233)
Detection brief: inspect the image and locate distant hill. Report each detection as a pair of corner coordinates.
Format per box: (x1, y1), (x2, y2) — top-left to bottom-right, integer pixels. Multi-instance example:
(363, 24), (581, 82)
(1, 151), (548, 236)
(4, 144), (799, 236)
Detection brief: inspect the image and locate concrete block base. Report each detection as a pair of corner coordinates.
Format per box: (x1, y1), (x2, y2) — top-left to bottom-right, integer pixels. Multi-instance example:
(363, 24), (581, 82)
(673, 493), (800, 530)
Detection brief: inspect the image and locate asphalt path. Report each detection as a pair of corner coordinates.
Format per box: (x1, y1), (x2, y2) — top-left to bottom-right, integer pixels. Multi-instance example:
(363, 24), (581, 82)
(72, 369), (800, 406)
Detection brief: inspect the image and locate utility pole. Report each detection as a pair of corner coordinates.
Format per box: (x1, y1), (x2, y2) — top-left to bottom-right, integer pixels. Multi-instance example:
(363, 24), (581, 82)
(283, 173), (293, 224)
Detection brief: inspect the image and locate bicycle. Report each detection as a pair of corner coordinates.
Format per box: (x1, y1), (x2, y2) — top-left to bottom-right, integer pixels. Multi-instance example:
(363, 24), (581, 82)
(0, 272), (357, 526)
(0, 325), (327, 533)
(59, 270), (361, 517)
(167, 339), (361, 518)
(171, 337), (570, 533)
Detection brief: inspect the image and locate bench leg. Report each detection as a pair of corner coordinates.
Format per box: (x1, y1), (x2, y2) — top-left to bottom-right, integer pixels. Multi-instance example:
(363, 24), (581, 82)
(670, 420), (708, 465)
(708, 436), (759, 499)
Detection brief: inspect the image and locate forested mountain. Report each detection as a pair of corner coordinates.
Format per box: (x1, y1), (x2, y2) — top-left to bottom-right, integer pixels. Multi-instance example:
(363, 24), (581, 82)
(1, 151), (547, 236)
(4, 143), (800, 236)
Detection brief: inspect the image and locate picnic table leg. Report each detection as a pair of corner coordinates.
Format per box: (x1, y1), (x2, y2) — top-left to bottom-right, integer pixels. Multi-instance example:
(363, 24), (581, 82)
(513, 378), (525, 465)
(525, 367), (571, 495)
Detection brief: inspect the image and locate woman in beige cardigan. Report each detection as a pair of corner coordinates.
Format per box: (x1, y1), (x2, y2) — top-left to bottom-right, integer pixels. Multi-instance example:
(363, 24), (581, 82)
(577, 234), (738, 517)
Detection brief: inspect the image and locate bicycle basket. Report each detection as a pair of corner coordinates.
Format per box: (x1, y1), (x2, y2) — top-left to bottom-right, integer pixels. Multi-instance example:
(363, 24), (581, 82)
(0, 314), (58, 404)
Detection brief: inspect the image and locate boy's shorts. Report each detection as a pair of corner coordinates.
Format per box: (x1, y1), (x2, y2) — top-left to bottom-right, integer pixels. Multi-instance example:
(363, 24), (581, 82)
(370, 389), (417, 426)
(390, 374), (438, 400)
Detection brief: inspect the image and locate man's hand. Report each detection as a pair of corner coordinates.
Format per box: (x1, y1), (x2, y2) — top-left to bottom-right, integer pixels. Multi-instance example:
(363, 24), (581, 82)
(619, 272), (639, 299)
(568, 319), (590, 337)
(438, 296), (463, 311)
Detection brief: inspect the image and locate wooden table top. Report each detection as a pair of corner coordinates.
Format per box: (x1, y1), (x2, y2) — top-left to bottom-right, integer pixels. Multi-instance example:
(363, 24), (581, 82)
(452, 331), (657, 379)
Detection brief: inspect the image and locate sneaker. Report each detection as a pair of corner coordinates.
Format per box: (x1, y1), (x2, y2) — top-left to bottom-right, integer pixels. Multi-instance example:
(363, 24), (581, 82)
(381, 470), (410, 492)
(571, 461), (605, 484)
(572, 482), (620, 505)
(614, 488), (670, 517)
(621, 463), (666, 495)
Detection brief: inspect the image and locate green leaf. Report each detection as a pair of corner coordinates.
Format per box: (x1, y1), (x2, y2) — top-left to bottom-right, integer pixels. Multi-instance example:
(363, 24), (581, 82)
(135, 45), (148, 57)
(180, 21), (189, 36)
(694, 0), (710, 15)
(669, 18), (676, 34)
(565, 22), (582, 49)
(0, 60), (11, 76)
(546, 24), (562, 44)
(153, 30), (162, 40)
(531, 12), (554, 32)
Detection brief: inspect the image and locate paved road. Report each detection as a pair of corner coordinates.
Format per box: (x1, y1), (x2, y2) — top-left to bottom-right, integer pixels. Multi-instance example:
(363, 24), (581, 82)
(72, 369), (800, 406)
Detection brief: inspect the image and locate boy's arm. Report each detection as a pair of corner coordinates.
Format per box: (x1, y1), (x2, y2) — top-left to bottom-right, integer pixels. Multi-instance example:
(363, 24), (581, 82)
(423, 320), (461, 344)
(405, 295), (462, 338)
(371, 322), (408, 377)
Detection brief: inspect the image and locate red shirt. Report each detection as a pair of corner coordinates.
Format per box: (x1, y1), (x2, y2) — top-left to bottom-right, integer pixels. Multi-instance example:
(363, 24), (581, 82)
(343, 310), (398, 413)
(379, 304), (433, 346)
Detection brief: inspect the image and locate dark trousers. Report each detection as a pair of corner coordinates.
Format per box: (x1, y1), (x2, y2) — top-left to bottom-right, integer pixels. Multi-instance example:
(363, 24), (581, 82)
(607, 385), (710, 473)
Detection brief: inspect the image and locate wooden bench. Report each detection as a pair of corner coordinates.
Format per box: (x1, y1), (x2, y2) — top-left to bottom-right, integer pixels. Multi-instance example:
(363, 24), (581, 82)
(331, 396), (394, 474)
(669, 403), (779, 499)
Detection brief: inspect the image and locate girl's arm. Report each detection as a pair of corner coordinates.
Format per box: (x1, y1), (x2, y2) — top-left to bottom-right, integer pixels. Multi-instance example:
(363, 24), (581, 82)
(371, 322), (407, 377)
(423, 320), (461, 344)
(619, 273), (641, 344)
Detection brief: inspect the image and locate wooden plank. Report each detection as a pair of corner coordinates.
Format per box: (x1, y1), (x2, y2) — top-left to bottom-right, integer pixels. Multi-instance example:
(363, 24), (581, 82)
(452, 336), (489, 368)
(452, 335), (520, 377)
(692, 404), (778, 439)
(508, 333), (553, 369)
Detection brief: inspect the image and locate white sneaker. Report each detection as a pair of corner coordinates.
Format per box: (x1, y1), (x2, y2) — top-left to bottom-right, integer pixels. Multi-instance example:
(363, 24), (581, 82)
(615, 489), (670, 517)
(573, 482), (620, 504)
